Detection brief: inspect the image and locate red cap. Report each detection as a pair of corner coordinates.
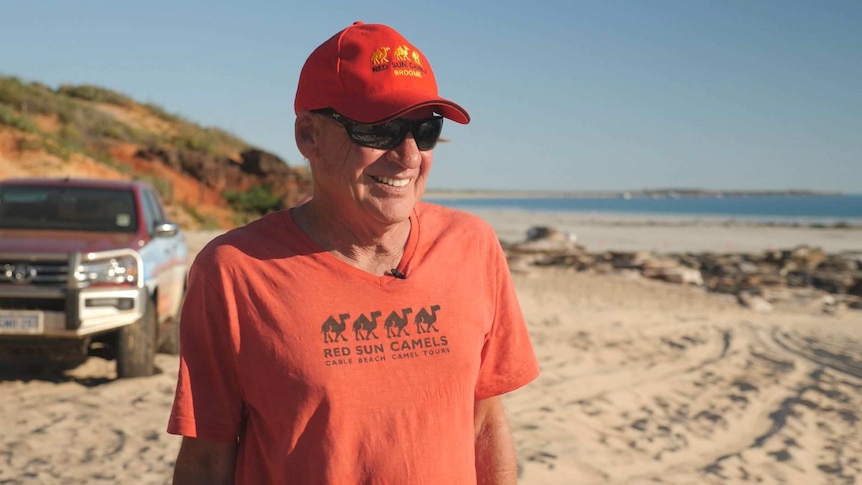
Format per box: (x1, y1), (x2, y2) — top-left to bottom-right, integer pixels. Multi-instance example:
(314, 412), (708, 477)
(295, 22), (470, 124)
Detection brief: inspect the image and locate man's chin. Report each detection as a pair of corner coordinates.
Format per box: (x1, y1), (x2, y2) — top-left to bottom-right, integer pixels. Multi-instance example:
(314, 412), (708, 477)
(363, 199), (416, 226)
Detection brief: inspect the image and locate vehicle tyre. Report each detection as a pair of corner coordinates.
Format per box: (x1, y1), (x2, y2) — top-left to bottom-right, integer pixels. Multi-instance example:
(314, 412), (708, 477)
(158, 284), (185, 355)
(158, 320), (180, 355)
(116, 297), (157, 378)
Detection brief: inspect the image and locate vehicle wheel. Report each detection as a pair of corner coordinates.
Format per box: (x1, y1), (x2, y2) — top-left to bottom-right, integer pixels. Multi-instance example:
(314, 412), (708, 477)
(158, 318), (180, 355)
(158, 284), (185, 355)
(116, 298), (157, 378)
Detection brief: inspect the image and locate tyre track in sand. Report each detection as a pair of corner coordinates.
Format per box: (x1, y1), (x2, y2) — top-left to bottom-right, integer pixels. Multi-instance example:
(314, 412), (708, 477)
(508, 268), (862, 485)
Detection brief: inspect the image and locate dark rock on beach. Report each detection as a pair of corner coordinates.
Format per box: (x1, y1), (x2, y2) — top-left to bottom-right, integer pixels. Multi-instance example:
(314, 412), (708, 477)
(505, 226), (862, 313)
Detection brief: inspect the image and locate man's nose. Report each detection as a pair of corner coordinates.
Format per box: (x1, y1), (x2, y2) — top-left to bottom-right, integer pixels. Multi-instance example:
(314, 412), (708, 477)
(388, 134), (423, 168)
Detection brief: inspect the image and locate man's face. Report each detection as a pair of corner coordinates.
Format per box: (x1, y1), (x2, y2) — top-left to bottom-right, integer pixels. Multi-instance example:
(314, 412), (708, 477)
(311, 108), (436, 227)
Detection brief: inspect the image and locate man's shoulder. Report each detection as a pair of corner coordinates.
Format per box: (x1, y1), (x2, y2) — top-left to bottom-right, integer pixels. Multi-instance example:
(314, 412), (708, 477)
(415, 201), (496, 238)
(197, 211), (295, 261)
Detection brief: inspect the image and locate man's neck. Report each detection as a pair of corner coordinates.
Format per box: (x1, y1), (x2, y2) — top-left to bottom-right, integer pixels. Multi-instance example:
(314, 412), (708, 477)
(291, 202), (411, 276)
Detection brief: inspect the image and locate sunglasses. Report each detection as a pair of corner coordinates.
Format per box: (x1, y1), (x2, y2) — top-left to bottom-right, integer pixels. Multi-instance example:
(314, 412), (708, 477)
(312, 109), (444, 151)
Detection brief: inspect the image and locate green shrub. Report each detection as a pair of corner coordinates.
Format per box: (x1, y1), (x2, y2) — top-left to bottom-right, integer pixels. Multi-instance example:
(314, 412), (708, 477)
(201, 126), (246, 151)
(91, 152), (131, 173)
(16, 136), (43, 152)
(181, 202), (221, 229)
(0, 75), (61, 116)
(223, 185), (282, 215)
(55, 103), (148, 145)
(2, 73), (253, 154)
(42, 137), (76, 160)
(0, 105), (39, 132)
(57, 84), (135, 107)
(145, 103), (246, 154)
(143, 102), (181, 123)
(171, 128), (215, 154)
(1, 75), (147, 145)
(171, 125), (247, 156)
(135, 174), (174, 202)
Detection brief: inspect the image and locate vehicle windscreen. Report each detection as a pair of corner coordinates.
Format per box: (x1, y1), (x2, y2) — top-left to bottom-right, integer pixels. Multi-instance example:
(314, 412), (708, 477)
(0, 185), (137, 233)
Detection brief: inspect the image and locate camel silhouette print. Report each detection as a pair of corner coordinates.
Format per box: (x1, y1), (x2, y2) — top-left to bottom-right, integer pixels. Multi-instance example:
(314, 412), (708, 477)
(353, 311), (382, 341)
(414, 305), (441, 334)
(384, 308), (413, 338)
(321, 313), (350, 343)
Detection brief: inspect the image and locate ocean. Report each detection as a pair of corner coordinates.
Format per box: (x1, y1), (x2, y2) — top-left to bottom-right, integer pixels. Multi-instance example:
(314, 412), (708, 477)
(424, 194), (862, 225)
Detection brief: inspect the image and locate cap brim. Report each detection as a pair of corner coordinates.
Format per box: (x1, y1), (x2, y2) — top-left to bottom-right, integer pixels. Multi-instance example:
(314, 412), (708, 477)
(334, 91), (470, 125)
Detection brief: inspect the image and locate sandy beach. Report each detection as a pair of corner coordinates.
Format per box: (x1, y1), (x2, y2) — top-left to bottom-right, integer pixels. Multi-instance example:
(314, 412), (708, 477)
(1, 209), (860, 484)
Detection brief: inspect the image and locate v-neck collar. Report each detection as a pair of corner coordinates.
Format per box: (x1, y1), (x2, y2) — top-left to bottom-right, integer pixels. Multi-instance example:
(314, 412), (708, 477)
(281, 208), (420, 286)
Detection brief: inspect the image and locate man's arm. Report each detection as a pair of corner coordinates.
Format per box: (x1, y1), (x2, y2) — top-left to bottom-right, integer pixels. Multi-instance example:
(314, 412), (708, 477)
(474, 396), (518, 485)
(172, 436), (238, 485)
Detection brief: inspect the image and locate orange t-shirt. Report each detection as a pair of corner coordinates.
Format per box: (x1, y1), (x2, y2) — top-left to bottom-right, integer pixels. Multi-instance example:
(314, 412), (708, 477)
(167, 203), (539, 484)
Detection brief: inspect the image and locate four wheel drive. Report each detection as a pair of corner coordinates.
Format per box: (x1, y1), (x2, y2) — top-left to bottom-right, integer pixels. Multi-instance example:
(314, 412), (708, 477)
(0, 178), (188, 378)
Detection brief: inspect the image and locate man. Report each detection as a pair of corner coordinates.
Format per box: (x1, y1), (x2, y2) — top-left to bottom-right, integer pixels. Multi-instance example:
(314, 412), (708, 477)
(168, 21), (539, 484)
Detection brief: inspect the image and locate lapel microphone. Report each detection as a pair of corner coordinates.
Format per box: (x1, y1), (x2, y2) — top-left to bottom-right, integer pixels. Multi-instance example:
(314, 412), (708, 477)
(391, 268), (407, 279)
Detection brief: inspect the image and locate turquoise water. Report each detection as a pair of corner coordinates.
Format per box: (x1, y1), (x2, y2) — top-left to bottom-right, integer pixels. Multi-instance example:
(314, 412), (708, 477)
(424, 195), (862, 224)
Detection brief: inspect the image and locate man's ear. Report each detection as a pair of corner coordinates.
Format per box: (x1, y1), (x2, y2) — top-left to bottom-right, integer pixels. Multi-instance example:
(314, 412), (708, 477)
(295, 111), (319, 159)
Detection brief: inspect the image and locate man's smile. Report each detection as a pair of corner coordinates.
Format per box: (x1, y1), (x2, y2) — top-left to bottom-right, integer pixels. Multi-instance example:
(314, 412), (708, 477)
(371, 176), (410, 187)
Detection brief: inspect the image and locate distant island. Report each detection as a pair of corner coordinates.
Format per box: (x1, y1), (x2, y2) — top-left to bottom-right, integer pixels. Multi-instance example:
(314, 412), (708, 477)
(424, 189), (846, 199)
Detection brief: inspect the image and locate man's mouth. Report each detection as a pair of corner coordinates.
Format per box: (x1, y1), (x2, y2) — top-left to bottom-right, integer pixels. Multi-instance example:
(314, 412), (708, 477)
(371, 176), (410, 187)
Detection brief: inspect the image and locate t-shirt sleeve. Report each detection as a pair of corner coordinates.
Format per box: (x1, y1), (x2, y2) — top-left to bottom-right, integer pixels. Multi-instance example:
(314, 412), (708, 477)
(167, 246), (244, 441)
(474, 239), (540, 400)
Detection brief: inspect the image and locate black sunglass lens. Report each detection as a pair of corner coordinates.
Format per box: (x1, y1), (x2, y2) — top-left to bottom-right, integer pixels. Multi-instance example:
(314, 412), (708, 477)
(415, 119), (443, 151)
(334, 114), (443, 151)
(348, 123), (403, 150)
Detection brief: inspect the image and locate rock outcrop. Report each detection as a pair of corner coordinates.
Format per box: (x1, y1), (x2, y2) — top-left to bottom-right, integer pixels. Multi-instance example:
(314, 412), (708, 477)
(505, 226), (862, 313)
(134, 146), (311, 210)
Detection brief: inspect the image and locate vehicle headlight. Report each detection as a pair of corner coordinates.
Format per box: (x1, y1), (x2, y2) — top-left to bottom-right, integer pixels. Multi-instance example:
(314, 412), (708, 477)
(75, 254), (140, 287)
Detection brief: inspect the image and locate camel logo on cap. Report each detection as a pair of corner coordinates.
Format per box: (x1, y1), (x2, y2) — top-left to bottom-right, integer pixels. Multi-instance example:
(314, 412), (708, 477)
(370, 45), (428, 79)
(394, 45), (410, 62)
(371, 47), (391, 65)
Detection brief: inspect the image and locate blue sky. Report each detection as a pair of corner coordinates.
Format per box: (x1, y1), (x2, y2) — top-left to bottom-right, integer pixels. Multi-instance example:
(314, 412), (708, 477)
(1, 1), (860, 193)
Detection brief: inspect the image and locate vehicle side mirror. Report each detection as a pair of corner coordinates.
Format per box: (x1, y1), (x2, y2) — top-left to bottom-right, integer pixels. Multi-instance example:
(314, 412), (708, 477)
(153, 222), (179, 238)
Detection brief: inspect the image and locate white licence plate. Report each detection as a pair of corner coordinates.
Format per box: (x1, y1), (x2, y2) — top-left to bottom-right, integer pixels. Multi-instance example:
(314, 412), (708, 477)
(0, 311), (44, 334)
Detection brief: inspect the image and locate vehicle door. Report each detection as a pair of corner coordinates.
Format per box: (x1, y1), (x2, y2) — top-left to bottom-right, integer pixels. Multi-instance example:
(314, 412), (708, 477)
(137, 189), (187, 321)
